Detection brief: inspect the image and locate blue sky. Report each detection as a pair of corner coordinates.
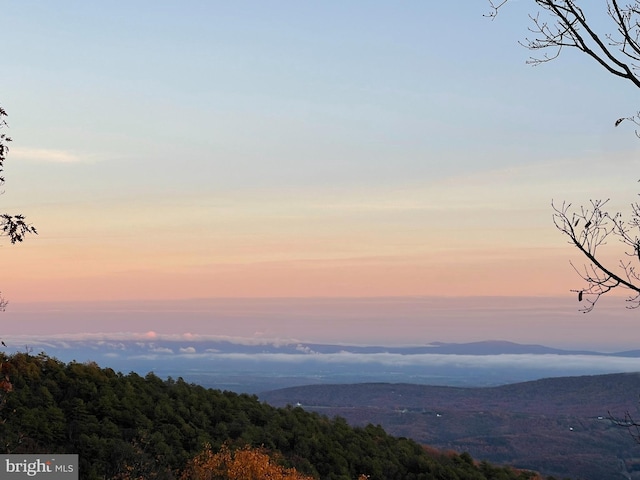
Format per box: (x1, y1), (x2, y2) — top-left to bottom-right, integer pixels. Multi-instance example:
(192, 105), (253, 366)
(5, 1), (636, 192)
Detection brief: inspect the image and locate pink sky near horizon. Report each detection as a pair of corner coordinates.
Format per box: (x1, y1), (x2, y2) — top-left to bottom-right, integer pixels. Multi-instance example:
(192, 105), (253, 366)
(2, 244), (579, 302)
(2, 162), (639, 351)
(1, 296), (638, 352)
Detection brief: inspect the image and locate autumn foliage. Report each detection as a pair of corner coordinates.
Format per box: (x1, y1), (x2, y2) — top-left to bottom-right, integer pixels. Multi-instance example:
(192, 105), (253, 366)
(181, 444), (313, 480)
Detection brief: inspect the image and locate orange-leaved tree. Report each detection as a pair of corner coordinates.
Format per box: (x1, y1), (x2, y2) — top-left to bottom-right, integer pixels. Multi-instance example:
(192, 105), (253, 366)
(180, 444), (314, 480)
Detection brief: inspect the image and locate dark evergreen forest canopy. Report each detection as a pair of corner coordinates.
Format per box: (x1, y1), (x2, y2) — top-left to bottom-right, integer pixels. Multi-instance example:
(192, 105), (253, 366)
(0, 352), (555, 480)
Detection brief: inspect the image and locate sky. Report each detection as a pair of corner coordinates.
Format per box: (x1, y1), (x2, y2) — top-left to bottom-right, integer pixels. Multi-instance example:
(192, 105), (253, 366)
(2, 1), (640, 349)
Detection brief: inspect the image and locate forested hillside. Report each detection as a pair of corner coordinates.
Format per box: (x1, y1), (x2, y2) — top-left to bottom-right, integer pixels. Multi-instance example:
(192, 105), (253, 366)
(260, 379), (640, 480)
(0, 352), (551, 479)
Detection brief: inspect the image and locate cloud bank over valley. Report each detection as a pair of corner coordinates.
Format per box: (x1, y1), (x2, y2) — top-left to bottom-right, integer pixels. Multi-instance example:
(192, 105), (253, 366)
(6, 333), (640, 393)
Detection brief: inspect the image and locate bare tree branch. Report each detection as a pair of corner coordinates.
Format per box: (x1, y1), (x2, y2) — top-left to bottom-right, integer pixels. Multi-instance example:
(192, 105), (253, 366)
(490, 1), (640, 100)
(610, 406), (640, 444)
(549, 189), (640, 312)
(552, 199), (640, 312)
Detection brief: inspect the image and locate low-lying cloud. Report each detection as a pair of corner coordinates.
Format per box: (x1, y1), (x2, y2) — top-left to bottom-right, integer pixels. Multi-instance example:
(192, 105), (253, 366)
(6, 333), (640, 386)
(11, 147), (89, 164)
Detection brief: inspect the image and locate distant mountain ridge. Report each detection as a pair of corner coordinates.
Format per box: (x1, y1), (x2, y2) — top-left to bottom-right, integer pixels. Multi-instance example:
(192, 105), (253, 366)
(259, 372), (640, 415)
(379, 340), (606, 356)
(259, 339), (605, 356)
(5, 336), (632, 357)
